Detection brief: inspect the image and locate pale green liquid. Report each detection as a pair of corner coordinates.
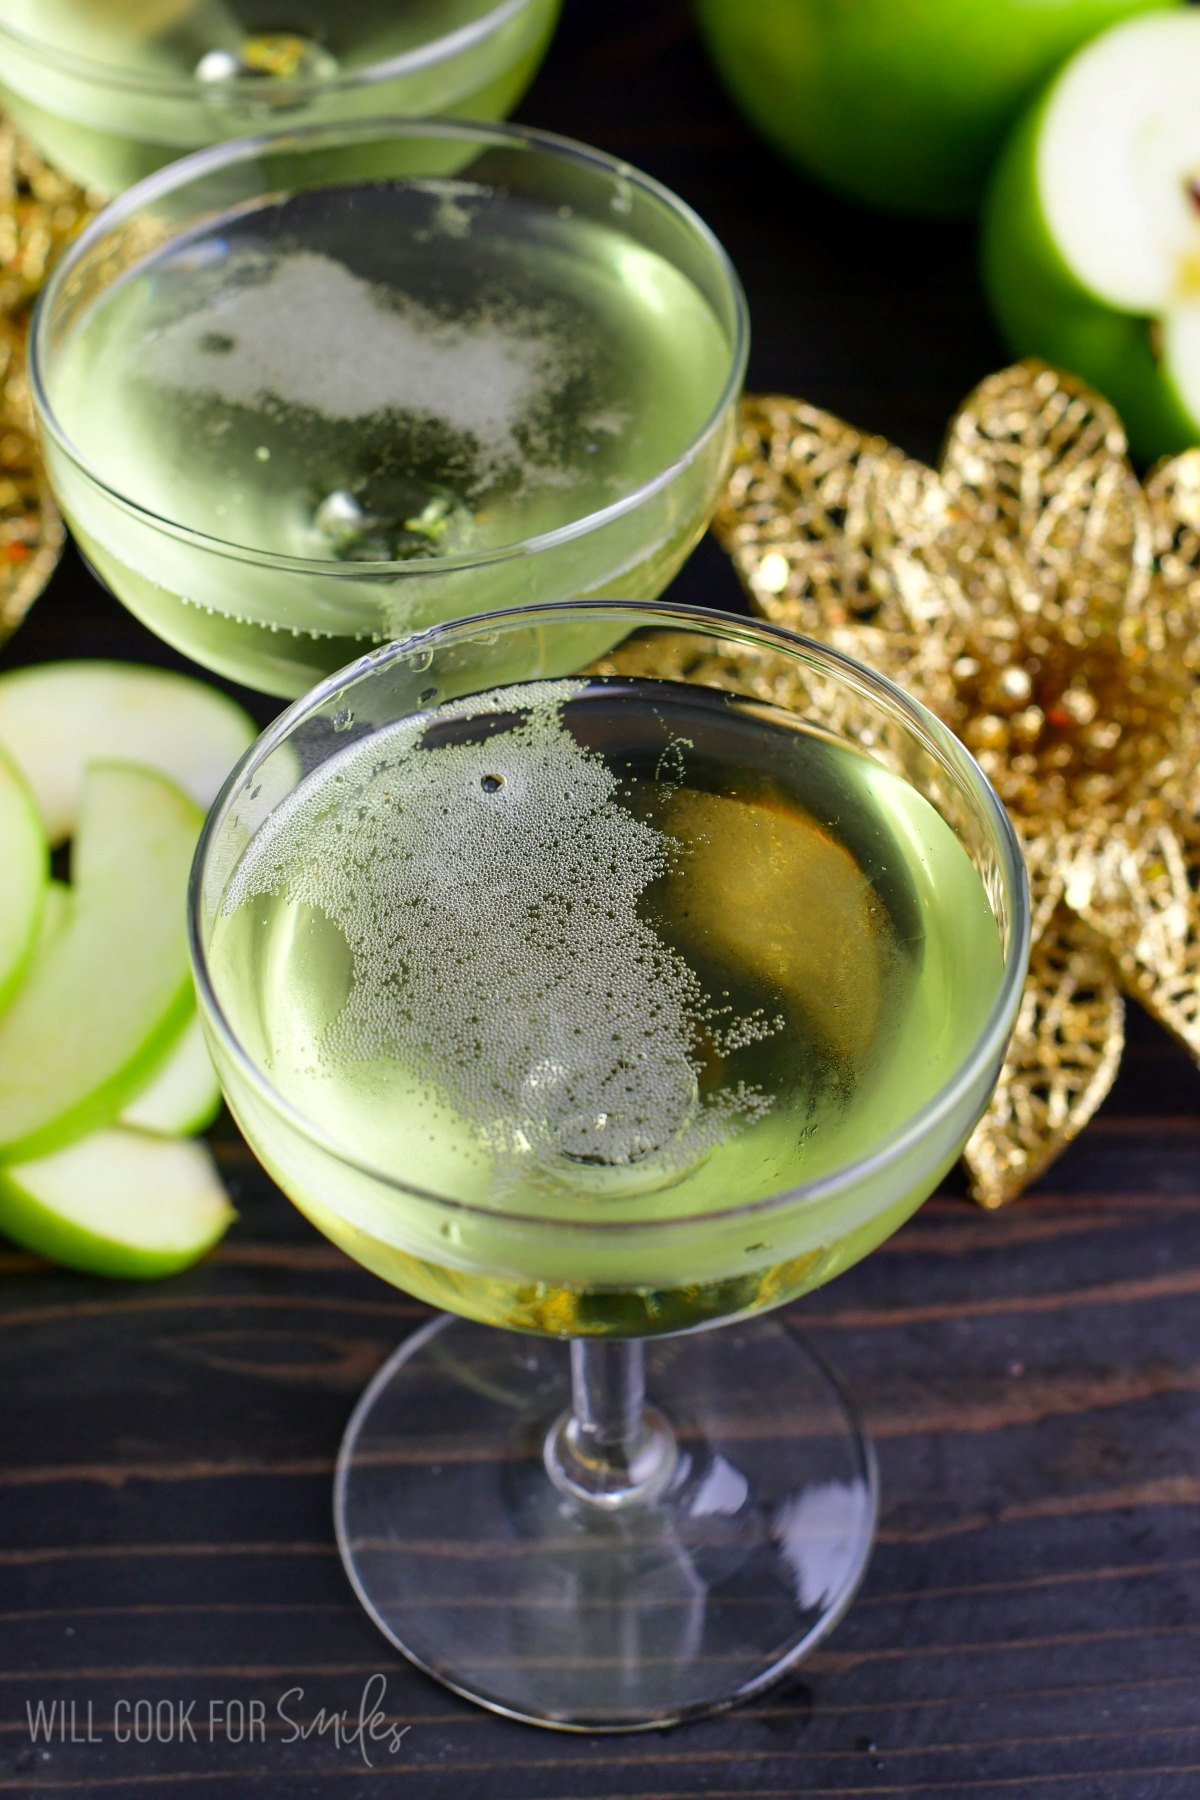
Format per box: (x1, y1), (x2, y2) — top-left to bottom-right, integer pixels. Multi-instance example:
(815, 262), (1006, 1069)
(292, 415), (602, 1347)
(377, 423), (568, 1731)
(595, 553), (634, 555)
(207, 678), (1005, 1333)
(3, 0), (520, 75)
(48, 183), (733, 693)
(0, 0), (559, 191)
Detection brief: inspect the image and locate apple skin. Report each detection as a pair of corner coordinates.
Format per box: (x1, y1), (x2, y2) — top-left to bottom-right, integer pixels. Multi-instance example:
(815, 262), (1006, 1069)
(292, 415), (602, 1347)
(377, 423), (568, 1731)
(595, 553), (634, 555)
(694, 0), (1177, 217)
(981, 100), (1199, 464)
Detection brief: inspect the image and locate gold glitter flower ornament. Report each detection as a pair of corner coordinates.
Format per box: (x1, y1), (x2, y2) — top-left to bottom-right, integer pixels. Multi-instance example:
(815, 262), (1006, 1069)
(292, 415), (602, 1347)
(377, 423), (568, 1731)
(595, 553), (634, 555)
(712, 362), (1200, 1207)
(0, 123), (95, 640)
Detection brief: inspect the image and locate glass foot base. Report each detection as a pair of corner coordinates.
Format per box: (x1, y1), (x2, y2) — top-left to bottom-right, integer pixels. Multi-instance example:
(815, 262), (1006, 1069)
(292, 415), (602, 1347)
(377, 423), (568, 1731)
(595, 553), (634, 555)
(334, 1313), (878, 1731)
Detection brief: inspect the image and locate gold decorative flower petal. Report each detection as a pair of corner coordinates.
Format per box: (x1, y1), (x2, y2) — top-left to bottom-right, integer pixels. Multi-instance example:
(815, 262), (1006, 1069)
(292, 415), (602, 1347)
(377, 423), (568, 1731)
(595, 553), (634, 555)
(0, 316), (63, 642)
(711, 361), (1200, 1206)
(1077, 815), (1200, 1063)
(964, 911), (1124, 1211)
(0, 121), (96, 314)
(0, 121), (96, 642)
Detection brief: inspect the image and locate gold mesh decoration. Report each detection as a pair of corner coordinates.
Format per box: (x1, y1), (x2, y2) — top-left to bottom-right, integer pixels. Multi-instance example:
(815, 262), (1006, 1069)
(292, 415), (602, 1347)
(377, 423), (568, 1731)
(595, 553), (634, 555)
(710, 361), (1200, 1207)
(0, 122), (96, 641)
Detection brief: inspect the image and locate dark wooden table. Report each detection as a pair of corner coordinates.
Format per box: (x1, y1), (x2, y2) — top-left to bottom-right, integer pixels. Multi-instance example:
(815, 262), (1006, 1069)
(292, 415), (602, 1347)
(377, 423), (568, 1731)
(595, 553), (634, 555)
(4, 4), (1200, 1795)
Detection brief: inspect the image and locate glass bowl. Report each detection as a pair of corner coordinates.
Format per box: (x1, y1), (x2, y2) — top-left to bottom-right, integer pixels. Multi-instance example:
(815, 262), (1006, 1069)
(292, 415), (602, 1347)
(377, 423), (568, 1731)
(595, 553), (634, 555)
(31, 119), (748, 696)
(0, 0), (561, 194)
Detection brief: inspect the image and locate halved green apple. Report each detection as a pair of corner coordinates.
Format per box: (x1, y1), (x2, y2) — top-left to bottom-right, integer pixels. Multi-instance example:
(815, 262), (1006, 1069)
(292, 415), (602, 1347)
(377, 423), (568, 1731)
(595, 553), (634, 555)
(0, 1128), (233, 1278)
(0, 745), (47, 1011)
(982, 9), (1200, 460)
(121, 1015), (222, 1137)
(0, 661), (256, 844)
(0, 763), (200, 1161)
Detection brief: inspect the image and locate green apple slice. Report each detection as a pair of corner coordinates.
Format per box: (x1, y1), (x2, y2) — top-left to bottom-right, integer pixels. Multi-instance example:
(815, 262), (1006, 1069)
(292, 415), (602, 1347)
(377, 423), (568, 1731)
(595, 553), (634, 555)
(0, 1128), (234, 1278)
(36, 878), (72, 952)
(0, 744), (47, 1011)
(983, 9), (1200, 460)
(0, 763), (200, 1161)
(0, 661), (256, 844)
(121, 1014), (222, 1137)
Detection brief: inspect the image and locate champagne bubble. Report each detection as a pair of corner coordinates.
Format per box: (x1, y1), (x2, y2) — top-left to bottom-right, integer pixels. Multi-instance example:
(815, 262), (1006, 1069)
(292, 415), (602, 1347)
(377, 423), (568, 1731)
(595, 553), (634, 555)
(225, 681), (779, 1203)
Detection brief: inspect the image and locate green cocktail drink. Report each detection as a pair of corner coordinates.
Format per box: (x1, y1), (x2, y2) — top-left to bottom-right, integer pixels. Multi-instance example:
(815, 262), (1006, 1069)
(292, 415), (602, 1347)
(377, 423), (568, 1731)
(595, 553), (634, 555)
(207, 672), (1003, 1333)
(0, 0), (560, 194)
(191, 602), (1029, 1730)
(32, 122), (746, 697)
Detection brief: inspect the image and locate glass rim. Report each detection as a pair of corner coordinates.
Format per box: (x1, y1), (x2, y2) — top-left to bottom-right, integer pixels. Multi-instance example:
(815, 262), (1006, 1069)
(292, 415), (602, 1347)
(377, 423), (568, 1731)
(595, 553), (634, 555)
(188, 599), (1032, 1238)
(0, 0), (548, 100)
(29, 114), (750, 578)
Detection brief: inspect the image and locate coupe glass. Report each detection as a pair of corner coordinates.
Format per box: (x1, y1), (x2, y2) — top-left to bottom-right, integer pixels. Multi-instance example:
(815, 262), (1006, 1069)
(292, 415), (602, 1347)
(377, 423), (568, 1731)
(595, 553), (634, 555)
(190, 601), (1029, 1730)
(0, 0), (561, 194)
(30, 118), (746, 699)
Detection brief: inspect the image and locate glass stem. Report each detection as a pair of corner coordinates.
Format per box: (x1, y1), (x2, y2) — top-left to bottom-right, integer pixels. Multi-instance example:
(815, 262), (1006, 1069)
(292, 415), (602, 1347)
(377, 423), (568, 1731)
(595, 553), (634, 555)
(571, 1339), (647, 1466)
(544, 1339), (676, 1509)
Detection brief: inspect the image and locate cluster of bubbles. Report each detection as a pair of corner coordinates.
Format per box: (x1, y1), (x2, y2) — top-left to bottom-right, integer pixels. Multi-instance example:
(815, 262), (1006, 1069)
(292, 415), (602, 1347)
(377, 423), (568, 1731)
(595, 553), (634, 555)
(144, 245), (556, 484)
(225, 680), (782, 1198)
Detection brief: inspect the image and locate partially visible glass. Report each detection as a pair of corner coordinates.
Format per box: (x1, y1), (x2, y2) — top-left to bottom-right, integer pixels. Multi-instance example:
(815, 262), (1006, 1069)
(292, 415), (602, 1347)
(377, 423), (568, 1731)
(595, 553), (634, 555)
(191, 600), (1030, 1730)
(30, 120), (748, 697)
(0, 0), (560, 194)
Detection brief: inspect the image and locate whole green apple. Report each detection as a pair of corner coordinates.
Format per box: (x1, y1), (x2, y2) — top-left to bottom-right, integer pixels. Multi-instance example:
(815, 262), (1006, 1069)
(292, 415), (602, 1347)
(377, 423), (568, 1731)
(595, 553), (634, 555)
(981, 9), (1200, 462)
(695, 0), (1177, 217)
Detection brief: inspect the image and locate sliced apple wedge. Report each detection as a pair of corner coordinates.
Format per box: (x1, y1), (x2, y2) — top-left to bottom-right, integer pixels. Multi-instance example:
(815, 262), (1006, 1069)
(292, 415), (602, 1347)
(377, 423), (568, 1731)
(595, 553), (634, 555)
(982, 9), (1200, 460)
(121, 1014), (222, 1137)
(0, 1128), (233, 1278)
(0, 745), (47, 1011)
(0, 661), (256, 844)
(0, 763), (200, 1162)
(34, 879), (72, 953)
